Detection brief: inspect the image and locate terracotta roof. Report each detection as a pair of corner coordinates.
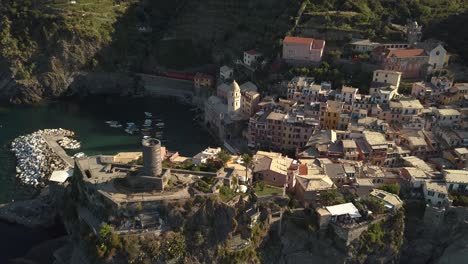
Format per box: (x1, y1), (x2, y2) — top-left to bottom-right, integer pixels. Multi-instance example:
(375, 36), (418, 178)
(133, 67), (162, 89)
(298, 164), (308, 175)
(386, 49), (426, 58)
(245, 49), (261, 55)
(284, 36), (325, 49)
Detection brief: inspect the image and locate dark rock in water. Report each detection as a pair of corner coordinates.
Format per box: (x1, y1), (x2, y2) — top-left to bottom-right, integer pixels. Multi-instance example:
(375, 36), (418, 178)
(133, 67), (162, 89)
(0, 195), (58, 229)
(0, 221), (66, 263)
(10, 236), (68, 264)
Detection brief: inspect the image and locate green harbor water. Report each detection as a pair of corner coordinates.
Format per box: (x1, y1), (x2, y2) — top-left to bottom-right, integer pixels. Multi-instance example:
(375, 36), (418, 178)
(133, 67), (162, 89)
(0, 96), (214, 203)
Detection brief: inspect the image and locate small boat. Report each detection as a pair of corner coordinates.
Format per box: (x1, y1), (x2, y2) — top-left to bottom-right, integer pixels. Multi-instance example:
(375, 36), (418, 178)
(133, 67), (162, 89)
(144, 112), (153, 118)
(127, 122), (136, 126)
(110, 123), (122, 128)
(156, 122), (165, 127)
(105, 120), (114, 124)
(73, 152), (86, 159)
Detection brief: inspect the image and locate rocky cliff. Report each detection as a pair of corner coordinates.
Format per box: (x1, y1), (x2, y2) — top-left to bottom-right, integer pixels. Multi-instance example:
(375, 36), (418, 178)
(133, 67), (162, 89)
(0, 0), (301, 104)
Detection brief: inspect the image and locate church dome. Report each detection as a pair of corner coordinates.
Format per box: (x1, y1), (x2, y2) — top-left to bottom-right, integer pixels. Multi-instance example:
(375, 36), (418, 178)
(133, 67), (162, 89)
(231, 80), (240, 92)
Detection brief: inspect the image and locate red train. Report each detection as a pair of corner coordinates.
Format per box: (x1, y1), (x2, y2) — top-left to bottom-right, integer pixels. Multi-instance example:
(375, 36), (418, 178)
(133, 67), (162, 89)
(160, 71), (195, 81)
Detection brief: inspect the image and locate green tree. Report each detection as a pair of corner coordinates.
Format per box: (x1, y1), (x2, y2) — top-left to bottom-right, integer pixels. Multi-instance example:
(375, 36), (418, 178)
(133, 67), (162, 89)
(320, 189), (346, 206)
(194, 231), (204, 246)
(216, 150), (232, 166)
(99, 223), (113, 239)
(362, 197), (385, 214)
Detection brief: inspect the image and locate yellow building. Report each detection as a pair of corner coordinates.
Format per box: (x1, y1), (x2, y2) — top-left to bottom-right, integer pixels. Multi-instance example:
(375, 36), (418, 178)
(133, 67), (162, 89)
(320, 101), (344, 129)
(241, 90), (260, 118)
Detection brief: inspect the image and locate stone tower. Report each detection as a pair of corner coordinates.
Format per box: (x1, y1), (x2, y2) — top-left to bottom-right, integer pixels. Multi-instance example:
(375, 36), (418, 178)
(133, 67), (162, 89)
(227, 80), (241, 114)
(142, 138), (162, 176)
(407, 20), (422, 46)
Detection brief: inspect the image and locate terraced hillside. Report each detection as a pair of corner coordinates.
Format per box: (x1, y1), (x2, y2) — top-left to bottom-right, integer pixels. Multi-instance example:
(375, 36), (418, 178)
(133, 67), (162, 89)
(165, 0), (302, 60)
(1, 0), (467, 103)
(295, 0), (468, 61)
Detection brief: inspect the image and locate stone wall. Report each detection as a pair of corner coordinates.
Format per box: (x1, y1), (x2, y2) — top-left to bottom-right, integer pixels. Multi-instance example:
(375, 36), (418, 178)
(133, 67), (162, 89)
(331, 216), (388, 251)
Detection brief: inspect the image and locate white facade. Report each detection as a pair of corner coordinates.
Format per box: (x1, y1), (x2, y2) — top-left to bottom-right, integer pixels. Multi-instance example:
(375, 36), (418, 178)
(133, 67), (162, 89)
(444, 170), (468, 192)
(434, 109), (461, 128)
(428, 44), (447, 70)
(243, 50), (262, 67)
(228, 81), (241, 114)
(372, 70), (402, 88)
(220, 65), (233, 81)
(423, 180), (449, 206)
(192, 147), (222, 166)
(340, 87), (358, 104)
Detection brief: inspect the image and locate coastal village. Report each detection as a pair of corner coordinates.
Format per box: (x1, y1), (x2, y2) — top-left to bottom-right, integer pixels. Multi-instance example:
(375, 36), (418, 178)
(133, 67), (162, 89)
(2, 16), (468, 263)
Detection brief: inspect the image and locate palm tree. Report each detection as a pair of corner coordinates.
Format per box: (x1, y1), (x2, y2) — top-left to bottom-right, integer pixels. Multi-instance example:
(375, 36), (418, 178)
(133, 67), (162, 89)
(242, 153), (253, 186)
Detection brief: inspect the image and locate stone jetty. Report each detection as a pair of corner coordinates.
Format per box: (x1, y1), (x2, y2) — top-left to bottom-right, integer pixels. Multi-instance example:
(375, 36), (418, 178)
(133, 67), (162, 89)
(10, 128), (80, 187)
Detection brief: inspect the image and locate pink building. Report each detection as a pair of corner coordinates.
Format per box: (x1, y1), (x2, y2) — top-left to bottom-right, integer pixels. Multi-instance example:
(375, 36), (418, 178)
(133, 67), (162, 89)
(283, 36), (325, 65)
(381, 49), (429, 79)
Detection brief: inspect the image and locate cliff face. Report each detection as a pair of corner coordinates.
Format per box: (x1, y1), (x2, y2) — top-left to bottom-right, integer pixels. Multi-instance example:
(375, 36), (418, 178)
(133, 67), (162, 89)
(401, 204), (468, 263)
(0, 0), (302, 104)
(0, 1), (121, 103)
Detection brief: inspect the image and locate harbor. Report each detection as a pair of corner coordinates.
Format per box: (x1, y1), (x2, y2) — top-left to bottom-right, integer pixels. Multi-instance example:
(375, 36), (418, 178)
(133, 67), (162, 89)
(0, 96), (215, 203)
(0, 96), (216, 260)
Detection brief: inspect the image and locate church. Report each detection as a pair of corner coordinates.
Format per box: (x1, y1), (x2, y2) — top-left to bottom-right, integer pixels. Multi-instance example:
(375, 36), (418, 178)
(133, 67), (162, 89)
(204, 80), (246, 141)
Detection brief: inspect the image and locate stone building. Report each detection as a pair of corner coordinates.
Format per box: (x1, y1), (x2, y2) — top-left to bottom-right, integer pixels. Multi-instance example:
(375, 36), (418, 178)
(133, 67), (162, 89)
(282, 36), (325, 65)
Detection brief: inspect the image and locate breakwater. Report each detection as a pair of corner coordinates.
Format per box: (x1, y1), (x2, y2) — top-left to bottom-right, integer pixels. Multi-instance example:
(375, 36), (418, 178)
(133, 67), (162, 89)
(10, 129), (79, 187)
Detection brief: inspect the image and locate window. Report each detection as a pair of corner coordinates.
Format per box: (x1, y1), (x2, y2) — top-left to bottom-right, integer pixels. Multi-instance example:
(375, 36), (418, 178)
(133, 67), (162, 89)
(438, 193), (445, 199)
(427, 191), (435, 196)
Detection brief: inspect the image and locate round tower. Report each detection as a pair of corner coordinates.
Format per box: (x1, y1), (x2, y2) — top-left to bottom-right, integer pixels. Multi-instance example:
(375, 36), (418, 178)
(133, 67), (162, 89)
(228, 80), (241, 114)
(142, 138), (162, 176)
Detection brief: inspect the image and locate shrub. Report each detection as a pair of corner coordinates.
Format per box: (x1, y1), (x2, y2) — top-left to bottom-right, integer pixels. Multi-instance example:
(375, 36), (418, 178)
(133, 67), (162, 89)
(379, 183), (400, 195)
(451, 194), (468, 207)
(320, 190), (346, 206)
(362, 197), (385, 214)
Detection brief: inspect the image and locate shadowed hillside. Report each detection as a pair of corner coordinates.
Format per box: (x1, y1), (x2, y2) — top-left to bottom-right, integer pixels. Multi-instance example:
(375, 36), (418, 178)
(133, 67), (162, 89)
(0, 0), (301, 104)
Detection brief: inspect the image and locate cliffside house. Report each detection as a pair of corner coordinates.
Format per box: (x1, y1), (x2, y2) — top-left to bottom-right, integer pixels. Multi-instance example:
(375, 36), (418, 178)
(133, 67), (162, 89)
(444, 169), (468, 193)
(243, 50), (262, 68)
(294, 163), (335, 207)
(423, 180), (449, 206)
(282, 36), (325, 65)
(220, 65), (233, 82)
(369, 189), (403, 212)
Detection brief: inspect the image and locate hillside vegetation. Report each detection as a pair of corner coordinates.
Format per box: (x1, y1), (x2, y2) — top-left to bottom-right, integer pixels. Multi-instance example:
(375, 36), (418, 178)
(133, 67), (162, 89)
(298, 0), (468, 59)
(0, 0), (467, 103)
(0, 0), (301, 103)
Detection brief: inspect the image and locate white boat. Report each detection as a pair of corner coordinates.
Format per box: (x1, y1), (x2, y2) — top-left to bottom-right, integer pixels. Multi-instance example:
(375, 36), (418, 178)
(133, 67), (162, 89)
(127, 122), (136, 126)
(105, 120), (114, 124)
(144, 112), (153, 118)
(108, 121), (122, 128)
(73, 152), (86, 159)
(156, 122), (164, 127)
